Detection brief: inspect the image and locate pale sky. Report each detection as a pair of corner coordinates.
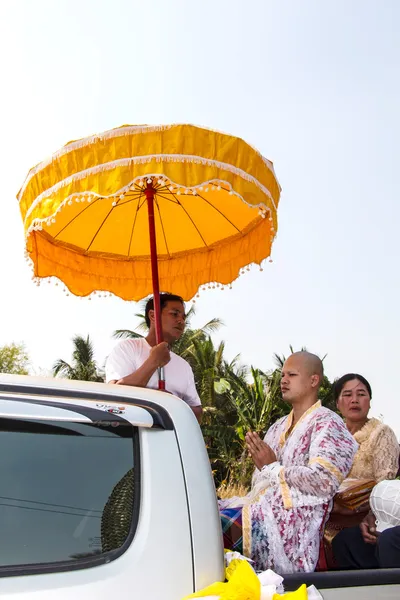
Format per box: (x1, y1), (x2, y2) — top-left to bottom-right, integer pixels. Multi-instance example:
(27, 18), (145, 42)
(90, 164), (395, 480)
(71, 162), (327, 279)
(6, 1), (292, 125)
(0, 1), (399, 434)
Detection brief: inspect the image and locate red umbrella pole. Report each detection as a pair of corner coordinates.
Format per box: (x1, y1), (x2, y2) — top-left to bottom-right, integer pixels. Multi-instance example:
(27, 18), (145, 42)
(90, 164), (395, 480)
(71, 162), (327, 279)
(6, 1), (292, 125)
(145, 183), (165, 390)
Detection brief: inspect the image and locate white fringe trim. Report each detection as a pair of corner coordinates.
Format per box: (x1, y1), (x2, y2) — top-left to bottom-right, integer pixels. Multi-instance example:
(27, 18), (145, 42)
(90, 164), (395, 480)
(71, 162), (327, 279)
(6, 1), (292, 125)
(23, 155), (278, 223)
(26, 255), (276, 300)
(18, 125), (174, 200)
(24, 176), (278, 297)
(25, 175), (276, 236)
(18, 124), (280, 201)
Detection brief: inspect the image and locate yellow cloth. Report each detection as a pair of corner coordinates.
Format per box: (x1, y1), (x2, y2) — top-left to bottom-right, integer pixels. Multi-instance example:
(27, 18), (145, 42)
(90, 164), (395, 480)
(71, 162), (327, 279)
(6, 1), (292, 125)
(183, 558), (261, 599)
(182, 556), (308, 600)
(18, 124), (280, 300)
(273, 585), (308, 600)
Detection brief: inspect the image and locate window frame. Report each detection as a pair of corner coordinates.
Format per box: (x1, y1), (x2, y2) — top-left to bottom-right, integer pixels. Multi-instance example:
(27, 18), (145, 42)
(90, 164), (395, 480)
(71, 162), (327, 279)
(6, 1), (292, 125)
(284, 566), (400, 590)
(0, 405), (141, 578)
(0, 382), (174, 430)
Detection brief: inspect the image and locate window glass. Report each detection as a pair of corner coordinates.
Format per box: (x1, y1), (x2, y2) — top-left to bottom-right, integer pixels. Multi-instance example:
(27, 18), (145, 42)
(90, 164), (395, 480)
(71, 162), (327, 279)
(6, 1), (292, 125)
(0, 418), (137, 567)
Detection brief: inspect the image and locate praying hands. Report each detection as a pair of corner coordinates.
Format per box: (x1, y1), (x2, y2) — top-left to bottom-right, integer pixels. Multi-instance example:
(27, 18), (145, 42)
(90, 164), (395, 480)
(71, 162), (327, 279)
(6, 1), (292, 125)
(245, 431), (277, 470)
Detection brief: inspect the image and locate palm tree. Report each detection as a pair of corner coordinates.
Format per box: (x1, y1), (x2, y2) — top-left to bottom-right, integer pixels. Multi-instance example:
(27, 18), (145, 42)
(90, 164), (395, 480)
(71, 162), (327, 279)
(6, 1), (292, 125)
(53, 335), (104, 382)
(171, 315), (222, 360)
(113, 303), (223, 359)
(184, 337), (227, 407)
(225, 367), (283, 435)
(210, 366), (287, 487)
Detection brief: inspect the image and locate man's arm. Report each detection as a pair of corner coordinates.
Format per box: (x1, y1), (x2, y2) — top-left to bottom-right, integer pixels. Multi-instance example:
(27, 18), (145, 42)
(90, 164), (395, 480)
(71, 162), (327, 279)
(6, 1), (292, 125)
(279, 417), (357, 498)
(108, 342), (170, 387)
(115, 358), (159, 387)
(116, 361), (202, 422)
(191, 405), (203, 424)
(115, 347), (165, 387)
(182, 365), (203, 424)
(247, 416), (357, 502)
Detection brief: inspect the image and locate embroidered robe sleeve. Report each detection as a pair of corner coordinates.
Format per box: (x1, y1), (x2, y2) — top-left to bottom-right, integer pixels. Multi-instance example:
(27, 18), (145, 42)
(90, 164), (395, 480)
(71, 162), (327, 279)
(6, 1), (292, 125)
(252, 414), (358, 508)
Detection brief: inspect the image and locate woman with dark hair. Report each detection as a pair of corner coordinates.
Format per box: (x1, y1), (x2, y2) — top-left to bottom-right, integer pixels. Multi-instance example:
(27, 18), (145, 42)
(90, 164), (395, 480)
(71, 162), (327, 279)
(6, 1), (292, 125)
(322, 373), (399, 568)
(334, 373), (398, 483)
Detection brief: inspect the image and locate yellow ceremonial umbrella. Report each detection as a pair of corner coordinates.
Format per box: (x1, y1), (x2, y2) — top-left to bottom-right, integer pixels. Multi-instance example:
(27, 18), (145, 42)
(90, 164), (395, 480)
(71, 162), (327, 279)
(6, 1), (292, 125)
(17, 124), (281, 388)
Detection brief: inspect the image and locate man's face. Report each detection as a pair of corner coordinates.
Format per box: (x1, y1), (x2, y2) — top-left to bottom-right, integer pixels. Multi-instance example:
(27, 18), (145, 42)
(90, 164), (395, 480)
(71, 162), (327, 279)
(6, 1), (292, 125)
(280, 355), (317, 404)
(160, 301), (186, 343)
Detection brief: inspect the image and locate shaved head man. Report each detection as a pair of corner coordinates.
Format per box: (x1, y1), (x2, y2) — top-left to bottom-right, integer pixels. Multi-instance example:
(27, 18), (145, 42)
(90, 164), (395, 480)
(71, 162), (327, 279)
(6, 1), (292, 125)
(280, 352), (323, 424)
(219, 351), (357, 574)
(286, 351), (324, 380)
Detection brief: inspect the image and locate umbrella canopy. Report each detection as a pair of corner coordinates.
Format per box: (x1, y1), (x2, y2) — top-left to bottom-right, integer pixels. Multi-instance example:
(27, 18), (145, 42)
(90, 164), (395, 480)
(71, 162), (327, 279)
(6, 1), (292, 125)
(18, 124), (281, 301)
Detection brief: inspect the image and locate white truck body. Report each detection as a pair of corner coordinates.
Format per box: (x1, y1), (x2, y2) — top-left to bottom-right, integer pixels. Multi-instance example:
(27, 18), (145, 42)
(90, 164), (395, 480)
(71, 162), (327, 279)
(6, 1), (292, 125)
(0, 374), (398, 599)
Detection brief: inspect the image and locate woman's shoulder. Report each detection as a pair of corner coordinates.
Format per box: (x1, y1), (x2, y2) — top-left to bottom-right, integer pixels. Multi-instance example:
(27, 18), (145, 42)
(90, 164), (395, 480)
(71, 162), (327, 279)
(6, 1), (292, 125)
(354, 418), (398, 453)
(369, 418), (398, 442)
(367, 420), (400, 481)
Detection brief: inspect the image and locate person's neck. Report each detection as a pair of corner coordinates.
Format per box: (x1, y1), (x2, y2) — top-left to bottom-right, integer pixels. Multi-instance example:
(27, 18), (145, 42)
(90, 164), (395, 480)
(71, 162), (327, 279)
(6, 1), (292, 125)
(346, 418), (368, 435)
(291, 396), (319, 425)
(145, 330), (171, 348)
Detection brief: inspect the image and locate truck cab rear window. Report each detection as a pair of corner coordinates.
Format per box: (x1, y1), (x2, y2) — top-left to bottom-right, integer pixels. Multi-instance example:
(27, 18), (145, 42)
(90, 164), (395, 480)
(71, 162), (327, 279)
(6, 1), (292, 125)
(0, 418), (138, 570)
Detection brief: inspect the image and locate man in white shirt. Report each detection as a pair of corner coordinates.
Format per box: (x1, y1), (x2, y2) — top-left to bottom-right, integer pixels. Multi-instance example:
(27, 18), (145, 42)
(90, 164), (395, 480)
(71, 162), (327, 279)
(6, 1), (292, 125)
(106, 293), (203, 423)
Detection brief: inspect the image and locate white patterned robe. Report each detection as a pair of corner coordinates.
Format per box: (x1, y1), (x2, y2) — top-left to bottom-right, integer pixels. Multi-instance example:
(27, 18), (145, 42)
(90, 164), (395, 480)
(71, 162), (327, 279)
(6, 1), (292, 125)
(219, 402), (358, 573)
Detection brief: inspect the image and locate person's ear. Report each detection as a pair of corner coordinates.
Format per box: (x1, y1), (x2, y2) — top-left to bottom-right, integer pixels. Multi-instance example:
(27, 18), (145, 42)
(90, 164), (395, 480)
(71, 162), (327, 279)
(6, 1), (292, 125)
(311, 374), (319, 389)
(148, 309), (155, 324)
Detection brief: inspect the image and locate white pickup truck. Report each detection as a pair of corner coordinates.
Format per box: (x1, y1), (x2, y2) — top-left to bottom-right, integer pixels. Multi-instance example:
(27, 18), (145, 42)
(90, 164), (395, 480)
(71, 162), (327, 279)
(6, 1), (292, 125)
(0, 374), (399, 599)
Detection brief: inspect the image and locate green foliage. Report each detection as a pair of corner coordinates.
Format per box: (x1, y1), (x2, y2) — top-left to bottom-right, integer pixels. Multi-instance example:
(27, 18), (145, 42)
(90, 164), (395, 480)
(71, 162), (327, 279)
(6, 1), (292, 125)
(113, 304), (224, 363)
(114, 310), (334, 489)
(199, 345), (335, 489)
(2, 319), (335, 491)
(53, 335), (104, 382)
(0, 343), (30, 375)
